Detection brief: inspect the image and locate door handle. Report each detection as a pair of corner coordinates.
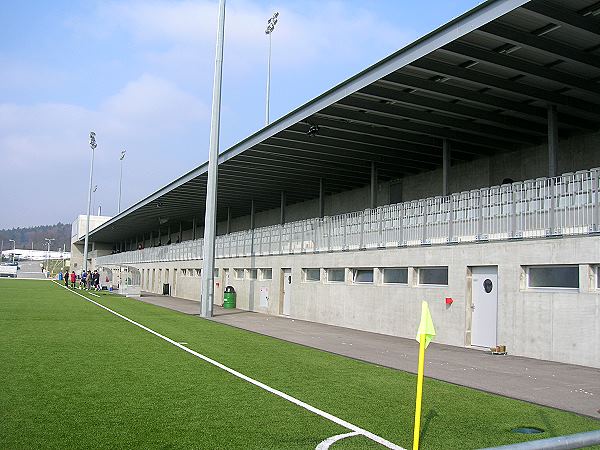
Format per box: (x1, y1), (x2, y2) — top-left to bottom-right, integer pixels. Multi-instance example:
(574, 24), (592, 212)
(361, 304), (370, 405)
(470, 304), (475, 310)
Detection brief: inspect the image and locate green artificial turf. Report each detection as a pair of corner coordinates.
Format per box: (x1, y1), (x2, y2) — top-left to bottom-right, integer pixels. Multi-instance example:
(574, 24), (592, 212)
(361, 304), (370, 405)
(0, 280), (598, 450)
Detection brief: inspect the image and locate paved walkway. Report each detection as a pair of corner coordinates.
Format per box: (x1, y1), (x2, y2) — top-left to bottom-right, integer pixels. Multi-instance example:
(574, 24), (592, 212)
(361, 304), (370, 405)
(136, 293), (600, 419)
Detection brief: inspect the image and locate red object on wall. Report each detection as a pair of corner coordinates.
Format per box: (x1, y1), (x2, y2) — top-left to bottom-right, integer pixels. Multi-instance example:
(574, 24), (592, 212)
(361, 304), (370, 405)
(445, 297), (453, 305)
(216, 282), (220, 288)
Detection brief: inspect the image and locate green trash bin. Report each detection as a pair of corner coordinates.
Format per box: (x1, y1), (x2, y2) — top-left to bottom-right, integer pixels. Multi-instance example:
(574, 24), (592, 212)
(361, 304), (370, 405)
(223, 285), (236, 309)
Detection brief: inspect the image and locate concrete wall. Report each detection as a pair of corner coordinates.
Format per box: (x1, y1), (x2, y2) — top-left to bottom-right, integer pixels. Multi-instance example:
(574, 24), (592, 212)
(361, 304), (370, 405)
(127, 235), (600, 368)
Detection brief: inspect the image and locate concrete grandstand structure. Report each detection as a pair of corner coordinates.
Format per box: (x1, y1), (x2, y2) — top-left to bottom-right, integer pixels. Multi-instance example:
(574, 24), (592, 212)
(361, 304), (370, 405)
(72, 0), (600, 368)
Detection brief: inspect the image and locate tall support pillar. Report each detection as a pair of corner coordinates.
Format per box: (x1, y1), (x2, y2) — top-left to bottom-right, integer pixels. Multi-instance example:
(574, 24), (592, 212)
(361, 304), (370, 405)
(226, 207), (231, 234)
(250, 200), (255, 230)
(443, 139), (451, 196)
(370, 162), (377, 209)
(319, 179), (325, 218)
(192, 217), (196, 240)
(548, 104), (558, 178)
(280, 191), (286, 225)
(201, 0), (226, 318)
(178, 222), (182, 242)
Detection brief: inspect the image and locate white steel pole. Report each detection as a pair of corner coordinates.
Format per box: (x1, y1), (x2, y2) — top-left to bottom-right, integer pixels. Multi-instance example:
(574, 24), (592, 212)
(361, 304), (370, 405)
(265, 12), (278, 126)
(201, 0), (226, 318)
(83, 132), (97, 273)
(118, 150), (126, 214)
(266, 32), (272, 126)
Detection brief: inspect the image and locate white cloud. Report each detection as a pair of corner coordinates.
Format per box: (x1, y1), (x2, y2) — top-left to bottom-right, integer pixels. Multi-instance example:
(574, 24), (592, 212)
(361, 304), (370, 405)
(96, 0), (414, 73)
(0, 75), (208, 228)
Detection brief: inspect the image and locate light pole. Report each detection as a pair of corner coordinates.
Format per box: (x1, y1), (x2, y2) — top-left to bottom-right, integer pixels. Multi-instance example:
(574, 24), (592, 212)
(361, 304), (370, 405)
(83, 131), (97, 274)
(118, 149), (126, 214)
(92, 185), (98, 213)
(8, 239), (15, 264)
(265, 11), (279, 126)
(45, 238), (54, 276)
(201, 0), (226, 318)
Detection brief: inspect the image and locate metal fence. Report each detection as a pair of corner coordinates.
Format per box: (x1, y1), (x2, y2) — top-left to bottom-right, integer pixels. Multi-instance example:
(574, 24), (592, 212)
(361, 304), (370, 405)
(97, 168), (600, 266)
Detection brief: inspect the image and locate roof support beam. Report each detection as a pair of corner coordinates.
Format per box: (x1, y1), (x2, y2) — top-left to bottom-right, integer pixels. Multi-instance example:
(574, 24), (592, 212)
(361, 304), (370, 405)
(411, 58), (600, 116)
(440, 41), (600, 95)
(478, 22), (600, 70)
(263, 136), (441, 168)
(337, 96), (542, 144)
(319, 178), (325, 218)
(379, 73), (596, 130)
(358, 85), (548, 134)
(522, 2), (600, 37)
(319, 106), (523, 149)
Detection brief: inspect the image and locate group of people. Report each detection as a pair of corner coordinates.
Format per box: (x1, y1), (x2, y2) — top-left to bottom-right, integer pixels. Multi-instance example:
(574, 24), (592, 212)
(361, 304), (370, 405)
(62, 269), (101, 290)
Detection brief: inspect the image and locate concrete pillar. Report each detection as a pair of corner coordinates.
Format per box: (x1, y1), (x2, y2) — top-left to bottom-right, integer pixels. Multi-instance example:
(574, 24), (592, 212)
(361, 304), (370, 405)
(548, 104), (558, 177)
(280, 191), (286, 225)
(370, 162), (377, 208)
(227, 207), (231, 234)
(250, 200), (255, 230)
(319, 179), (325, 218)
(443, 139), (451, 196)
(192, 217), (196, 240)
(178, 222), (182, 242)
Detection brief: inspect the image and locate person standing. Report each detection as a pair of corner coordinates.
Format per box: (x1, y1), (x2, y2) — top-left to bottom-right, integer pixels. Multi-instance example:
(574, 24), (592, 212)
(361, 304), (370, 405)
(80, 270), (87, 289)
(86, 270), (92, 290)
(95, 270), (101, 291)
(64, 270), (69, 287)
(70, 271), (76, 287)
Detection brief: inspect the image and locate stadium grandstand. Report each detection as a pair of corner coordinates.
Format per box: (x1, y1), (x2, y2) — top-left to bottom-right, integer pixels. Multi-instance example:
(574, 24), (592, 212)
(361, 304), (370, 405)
(72, 0), (600, 368)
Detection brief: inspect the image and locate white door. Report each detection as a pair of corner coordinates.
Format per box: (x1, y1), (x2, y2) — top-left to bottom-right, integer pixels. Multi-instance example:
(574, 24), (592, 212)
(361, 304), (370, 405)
(471, 266), (498, 348)
(282, 269), (292, 316)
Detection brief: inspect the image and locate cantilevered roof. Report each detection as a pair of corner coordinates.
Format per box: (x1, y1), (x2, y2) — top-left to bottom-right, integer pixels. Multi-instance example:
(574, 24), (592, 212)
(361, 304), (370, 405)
(89, 0), (600, 243)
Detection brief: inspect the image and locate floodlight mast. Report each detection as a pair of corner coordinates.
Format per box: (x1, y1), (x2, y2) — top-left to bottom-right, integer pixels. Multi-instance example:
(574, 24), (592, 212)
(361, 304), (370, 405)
(45, 238), (54, 275)
(201, 0), (226, 318)
(118, 150), (126, 213)
(9, 239), (15, 264)
(265, 11), (279, 126)
(83, 131), (97, 274)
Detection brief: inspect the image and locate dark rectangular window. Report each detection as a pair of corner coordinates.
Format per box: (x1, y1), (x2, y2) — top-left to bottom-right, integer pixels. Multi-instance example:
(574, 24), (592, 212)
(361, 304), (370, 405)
(383, 268), (408, 284)
(528, 266), (578, 289)
(418, 267), (448, 286)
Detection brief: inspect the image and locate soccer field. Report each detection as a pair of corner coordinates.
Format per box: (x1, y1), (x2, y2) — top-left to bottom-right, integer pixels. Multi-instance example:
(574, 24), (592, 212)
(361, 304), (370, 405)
(1, 280), (598, 449)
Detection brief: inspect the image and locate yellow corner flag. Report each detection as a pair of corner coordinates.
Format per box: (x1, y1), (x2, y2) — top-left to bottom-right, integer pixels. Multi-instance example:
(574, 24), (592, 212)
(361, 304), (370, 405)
(416, 301), (436, 348)
(413, 301), (435, 450)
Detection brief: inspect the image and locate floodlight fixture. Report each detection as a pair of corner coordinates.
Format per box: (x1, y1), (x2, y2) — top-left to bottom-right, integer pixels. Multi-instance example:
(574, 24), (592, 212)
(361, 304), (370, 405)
(264, 11), (280, 126)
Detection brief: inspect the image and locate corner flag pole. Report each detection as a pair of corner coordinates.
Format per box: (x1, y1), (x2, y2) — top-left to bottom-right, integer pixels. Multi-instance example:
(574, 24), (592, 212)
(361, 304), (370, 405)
(412, 301), (435, 450)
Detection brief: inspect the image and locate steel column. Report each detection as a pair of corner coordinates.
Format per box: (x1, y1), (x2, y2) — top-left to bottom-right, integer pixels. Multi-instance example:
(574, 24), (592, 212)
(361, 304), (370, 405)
(280, 191), (286, 225)
(548, 104), (558, 178)
(319, 178), (325, 218)
(201, 0), (226, 318)
(370, 162), (378, 209)
(443, 139), (451, 196)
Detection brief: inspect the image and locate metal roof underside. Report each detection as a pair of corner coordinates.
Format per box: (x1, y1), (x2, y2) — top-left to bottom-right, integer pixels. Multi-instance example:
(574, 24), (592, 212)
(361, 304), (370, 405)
(89, 0), (600, 243)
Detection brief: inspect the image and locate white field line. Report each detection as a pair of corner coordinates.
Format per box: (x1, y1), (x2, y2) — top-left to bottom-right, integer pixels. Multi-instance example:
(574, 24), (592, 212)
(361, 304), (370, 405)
(51, 281), (405, 450)
(316, 431), (361, 449)
(88, 292), (101, 298)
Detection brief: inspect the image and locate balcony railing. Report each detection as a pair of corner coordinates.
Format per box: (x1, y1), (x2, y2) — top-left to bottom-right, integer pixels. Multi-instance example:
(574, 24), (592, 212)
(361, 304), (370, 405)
(97, 168), (600, 266)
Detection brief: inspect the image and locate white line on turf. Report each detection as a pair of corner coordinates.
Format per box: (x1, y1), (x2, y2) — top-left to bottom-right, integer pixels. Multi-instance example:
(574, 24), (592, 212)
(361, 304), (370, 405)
(51, 281), (405, 450)
(316, 431), (361, 449)
(88, 292), (101, 298)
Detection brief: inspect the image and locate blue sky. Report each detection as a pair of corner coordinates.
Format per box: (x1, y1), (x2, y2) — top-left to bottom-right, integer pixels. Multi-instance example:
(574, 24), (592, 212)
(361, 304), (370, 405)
(0, 0), (482, 230)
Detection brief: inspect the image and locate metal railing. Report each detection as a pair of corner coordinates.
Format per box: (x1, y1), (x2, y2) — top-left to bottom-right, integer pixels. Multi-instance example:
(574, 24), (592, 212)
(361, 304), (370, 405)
(97, 168), (600, 266)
